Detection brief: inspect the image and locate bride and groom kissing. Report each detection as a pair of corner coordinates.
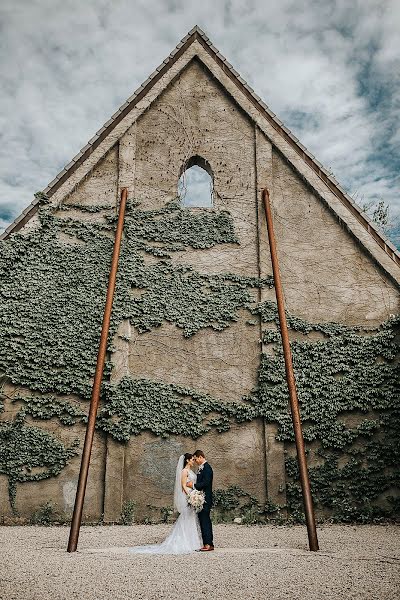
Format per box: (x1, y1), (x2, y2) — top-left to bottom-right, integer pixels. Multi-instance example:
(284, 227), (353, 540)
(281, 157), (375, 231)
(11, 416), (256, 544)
(129, 450), (214, 555)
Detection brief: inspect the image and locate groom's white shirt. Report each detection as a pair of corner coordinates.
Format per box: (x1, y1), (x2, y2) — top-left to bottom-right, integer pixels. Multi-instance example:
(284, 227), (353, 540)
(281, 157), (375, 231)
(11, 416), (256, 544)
(197, 460), (206, 473)
(195, 461), (206, 485)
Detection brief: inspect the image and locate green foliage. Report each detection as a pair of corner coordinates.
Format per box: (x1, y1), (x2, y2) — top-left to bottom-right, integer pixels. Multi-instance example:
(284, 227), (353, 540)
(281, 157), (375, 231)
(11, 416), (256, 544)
(0, 198), (269, 401)
(285, 443), (400, 523)
(30, 501), (56, 525)
(0, 222), (114, 399)
(12, 394), (85, 426)
(212, 485), (286, 524)
(212, 485), (261, 523)
(0, 411), (79, 513)
(160, 506), (174, 524)
(123, 198), (240, 251)
(251, 301), (400, 522)
(34, 191), (51, 205)
(97, 376), (255, 441)
(0, 197), (269, 509)
(0, 194), (398, 523)
(126, 261), (271, 337)
(119, 499), (136, 525)
(252, 306), (399, 448)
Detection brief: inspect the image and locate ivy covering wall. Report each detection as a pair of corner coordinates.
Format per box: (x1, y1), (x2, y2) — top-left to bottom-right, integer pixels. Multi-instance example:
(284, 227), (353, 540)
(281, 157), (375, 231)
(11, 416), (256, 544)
(251, 301), (399, 522)
(0, 192), (398, 521)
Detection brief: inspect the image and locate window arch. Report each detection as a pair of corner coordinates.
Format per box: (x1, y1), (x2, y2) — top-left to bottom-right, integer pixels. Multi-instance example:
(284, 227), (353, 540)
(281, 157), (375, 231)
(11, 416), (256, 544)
(178, 156), (213, 208)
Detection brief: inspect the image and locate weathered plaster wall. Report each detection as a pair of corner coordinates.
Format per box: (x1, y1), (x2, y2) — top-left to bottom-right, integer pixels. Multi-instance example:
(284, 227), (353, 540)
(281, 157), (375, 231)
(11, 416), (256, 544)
(63, 145), (119, 210)
(120, 59), (267, 518)
(130, 60), (259, 389)
(113, 60), (398, 519)
(123, 423), (266, 519)
(1, 57), (398, 523)
(270, 151), (399, 325)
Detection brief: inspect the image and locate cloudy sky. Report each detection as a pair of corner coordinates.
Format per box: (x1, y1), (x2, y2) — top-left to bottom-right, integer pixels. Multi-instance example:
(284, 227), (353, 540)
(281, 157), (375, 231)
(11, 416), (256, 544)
(1, 0), (399, 241)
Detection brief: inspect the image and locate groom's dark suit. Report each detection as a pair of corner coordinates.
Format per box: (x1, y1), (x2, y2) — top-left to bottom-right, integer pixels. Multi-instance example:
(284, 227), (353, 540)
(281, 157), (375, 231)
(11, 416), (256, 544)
(194, 461), (213, 547)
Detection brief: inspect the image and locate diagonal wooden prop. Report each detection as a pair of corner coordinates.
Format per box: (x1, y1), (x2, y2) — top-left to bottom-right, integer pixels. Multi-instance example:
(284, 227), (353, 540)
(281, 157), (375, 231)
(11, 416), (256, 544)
(66, 185), (318, 552)
(262, 188), (319, 551)
(67, 188), (128, 552)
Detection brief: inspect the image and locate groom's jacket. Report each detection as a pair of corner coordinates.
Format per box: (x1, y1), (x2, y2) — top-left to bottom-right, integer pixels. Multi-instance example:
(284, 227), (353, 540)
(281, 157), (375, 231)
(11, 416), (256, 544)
(195, 462), (213, 509)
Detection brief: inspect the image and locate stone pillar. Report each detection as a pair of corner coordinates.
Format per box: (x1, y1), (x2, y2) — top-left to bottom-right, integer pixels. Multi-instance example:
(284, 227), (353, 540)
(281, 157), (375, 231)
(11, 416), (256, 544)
(255, 125), (287, 510)
(103, 319), (131, 522)
(103, 125), (136, 521)
(264, 423), (287, 511)
(118, 122), (136, 198)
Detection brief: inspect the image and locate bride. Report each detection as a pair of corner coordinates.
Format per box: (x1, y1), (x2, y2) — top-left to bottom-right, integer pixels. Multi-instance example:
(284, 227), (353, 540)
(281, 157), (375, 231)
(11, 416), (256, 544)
(129, 453), (203, 554)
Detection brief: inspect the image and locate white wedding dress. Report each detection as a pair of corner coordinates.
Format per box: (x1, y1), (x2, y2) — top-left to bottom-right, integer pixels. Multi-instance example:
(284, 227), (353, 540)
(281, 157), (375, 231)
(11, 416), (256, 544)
(129, 459), (203, 555)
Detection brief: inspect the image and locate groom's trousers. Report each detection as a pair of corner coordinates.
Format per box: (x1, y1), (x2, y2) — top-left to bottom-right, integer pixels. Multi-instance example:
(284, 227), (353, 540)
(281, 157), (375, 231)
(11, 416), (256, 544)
(198, 507), (213, 546)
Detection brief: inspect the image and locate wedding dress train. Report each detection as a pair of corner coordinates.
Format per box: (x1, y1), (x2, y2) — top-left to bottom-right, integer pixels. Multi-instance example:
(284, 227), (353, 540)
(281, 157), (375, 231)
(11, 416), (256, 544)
(129, 463), (202, 555)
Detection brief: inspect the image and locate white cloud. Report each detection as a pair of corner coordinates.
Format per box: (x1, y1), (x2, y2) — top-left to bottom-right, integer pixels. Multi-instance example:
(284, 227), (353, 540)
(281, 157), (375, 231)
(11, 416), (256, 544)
(0, 0), (399, 236)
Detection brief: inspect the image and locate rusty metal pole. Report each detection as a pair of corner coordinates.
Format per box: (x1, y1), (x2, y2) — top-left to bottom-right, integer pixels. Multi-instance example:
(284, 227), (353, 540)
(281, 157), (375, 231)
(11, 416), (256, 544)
(262, 188), (319, 551)
(67, 187), (128, 552)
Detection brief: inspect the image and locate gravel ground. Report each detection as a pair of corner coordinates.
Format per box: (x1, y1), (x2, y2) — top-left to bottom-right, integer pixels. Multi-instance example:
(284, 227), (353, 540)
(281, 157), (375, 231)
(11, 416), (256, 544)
(0, 524), (399, 600)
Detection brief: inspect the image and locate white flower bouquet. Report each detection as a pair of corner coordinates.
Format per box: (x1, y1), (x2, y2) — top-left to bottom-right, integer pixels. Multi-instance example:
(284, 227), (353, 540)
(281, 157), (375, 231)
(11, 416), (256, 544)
(187, 489), (205, 513)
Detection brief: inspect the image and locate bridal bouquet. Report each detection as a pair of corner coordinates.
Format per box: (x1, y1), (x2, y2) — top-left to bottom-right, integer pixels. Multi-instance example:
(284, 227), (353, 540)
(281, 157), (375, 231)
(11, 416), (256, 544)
(187, 489), (205, 513)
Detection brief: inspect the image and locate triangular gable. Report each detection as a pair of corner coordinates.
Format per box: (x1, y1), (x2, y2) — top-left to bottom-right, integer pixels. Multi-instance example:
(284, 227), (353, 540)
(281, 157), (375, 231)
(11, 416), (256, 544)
(2, 25), (399, 285)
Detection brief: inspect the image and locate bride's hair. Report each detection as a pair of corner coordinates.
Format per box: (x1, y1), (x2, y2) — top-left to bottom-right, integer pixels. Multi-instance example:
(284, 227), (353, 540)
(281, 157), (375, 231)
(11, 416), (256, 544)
(183, 453), (193, 467)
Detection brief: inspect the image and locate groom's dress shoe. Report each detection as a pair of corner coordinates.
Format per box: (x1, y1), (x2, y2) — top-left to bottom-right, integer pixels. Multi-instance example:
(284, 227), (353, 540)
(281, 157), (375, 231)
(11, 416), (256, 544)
(199, 545), (214, 552)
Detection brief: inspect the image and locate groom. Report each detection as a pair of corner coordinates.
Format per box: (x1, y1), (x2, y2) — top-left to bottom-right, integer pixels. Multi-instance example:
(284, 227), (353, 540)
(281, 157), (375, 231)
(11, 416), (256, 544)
(190, 449), (214, 552)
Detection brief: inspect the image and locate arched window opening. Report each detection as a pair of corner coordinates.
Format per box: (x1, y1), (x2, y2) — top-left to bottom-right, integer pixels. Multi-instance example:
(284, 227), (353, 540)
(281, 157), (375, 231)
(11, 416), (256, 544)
(178, 156), (213, 208)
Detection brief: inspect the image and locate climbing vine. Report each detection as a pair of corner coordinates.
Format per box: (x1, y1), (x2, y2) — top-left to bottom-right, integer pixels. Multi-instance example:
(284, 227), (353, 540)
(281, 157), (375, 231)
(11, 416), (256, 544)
(0, 195), (270, 508)
(0, 196), (271, 400)
(97, 376), (255, 441)
(0, 411), (79, 513)
(0, 193), (398, 521)
(250, 301), (400, 522)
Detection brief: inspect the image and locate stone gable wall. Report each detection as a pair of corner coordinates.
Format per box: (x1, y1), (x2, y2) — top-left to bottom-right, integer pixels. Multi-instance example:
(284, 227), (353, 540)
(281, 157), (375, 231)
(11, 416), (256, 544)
(0, 60), (398, 523)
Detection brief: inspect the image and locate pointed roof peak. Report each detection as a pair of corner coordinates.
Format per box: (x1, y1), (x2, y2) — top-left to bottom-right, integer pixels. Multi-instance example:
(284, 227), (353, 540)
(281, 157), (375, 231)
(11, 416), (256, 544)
(1, 27), (399, 275)
(187, 25), (208, 37)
